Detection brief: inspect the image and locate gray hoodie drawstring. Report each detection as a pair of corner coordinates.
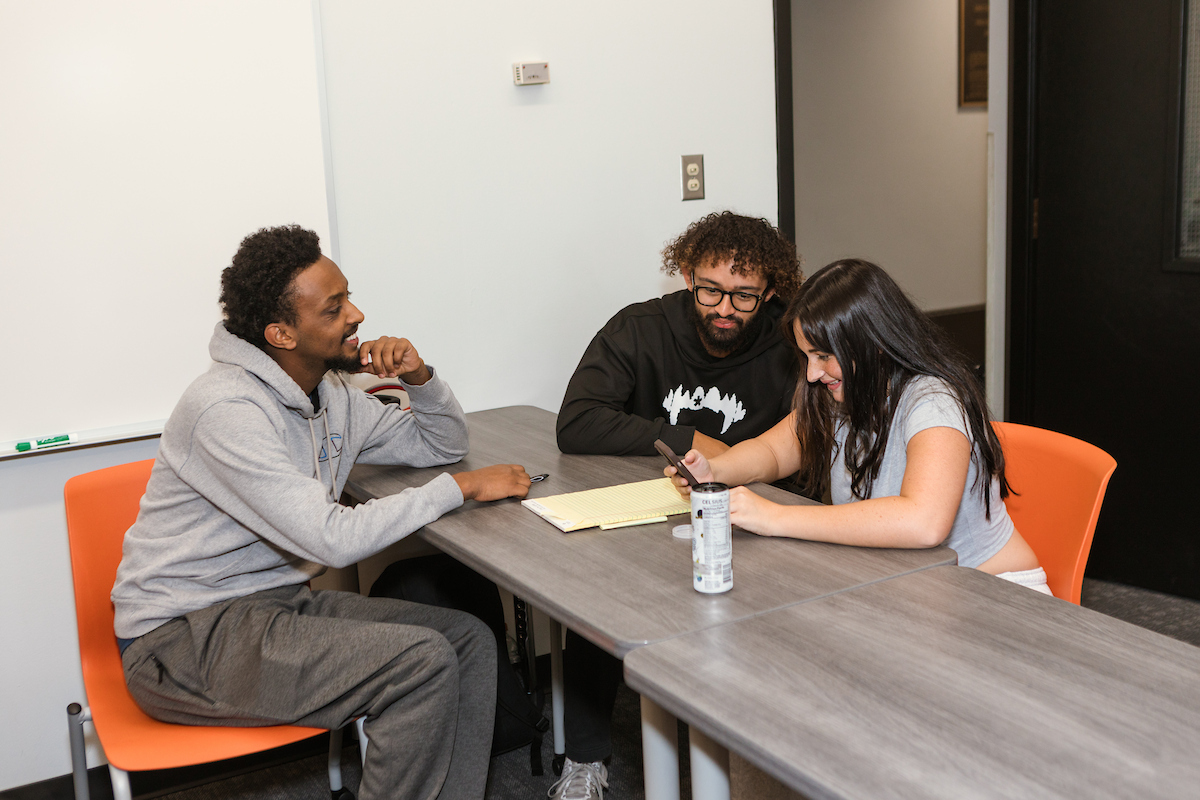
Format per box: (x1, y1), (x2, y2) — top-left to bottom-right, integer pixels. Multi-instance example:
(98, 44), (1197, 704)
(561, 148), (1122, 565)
(307, 409), (339, 502)
(308, 417), (322, 485)
(320, 410), (338, 501)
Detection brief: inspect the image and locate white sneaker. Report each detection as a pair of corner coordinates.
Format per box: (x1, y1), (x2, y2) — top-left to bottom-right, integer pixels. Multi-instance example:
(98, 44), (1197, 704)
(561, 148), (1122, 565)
(547, 757), (609, 800)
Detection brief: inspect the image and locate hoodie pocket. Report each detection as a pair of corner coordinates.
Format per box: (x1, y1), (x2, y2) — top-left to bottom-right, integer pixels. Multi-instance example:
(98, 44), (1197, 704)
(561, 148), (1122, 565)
(193, 544), (267, 589)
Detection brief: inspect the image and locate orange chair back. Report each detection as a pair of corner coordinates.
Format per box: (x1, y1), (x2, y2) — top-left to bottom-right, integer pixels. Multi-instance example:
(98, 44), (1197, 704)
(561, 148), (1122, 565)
(993, 422), (1117, 604)
(64, 460), (321, 772)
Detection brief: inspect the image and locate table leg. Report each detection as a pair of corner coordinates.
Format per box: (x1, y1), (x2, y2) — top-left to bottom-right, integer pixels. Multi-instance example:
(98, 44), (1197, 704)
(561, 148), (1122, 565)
(550, 618), (565, 770)
(640, 695), (681, 800)
(689, 726), (730, 800)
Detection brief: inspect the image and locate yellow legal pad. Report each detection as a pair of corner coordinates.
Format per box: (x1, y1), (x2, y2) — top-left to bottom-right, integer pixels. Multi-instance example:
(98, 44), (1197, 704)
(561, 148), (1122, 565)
(521, 478), (690, 532)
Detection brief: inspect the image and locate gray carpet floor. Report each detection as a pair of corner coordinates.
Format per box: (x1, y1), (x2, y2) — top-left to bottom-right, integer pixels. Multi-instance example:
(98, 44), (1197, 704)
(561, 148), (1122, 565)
(1080, 578), (1200, 646)
(6, 578), (1199, 800)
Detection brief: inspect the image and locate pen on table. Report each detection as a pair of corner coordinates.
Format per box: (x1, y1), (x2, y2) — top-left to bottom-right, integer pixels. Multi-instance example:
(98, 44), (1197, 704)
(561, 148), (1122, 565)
(530, 473), (549, 482)
(15, 433), (78, 452)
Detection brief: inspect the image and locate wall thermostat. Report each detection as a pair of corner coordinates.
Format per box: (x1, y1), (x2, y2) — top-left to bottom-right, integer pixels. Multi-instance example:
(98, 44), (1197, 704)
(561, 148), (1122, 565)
(513, 62), (550, 85)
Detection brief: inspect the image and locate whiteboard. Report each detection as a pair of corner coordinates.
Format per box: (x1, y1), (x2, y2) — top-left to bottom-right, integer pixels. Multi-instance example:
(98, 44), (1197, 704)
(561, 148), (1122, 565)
(0, 0), (330, 451)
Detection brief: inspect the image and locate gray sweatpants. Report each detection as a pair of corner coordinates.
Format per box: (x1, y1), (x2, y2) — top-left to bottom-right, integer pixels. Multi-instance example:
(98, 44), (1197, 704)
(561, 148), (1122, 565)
(121, 584), (496, 800)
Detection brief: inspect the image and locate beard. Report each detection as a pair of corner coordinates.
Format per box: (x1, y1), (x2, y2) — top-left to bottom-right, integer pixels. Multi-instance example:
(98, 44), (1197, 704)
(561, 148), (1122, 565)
(324, 352), (364, 374)
(688, 301), (766, 356)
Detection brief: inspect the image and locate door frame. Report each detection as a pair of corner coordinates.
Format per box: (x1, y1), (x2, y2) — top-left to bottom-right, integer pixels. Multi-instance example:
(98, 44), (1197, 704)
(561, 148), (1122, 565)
(774, 0), (796, 244)
(1005, 0), (1038, 424)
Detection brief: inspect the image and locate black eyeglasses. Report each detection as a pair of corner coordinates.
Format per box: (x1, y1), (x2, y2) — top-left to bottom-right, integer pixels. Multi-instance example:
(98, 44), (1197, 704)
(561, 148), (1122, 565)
(692, 285), (764, 312)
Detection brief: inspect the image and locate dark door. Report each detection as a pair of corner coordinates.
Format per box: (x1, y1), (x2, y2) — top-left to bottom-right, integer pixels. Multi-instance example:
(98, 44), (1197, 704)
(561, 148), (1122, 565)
(1010, 0), (1200, 599)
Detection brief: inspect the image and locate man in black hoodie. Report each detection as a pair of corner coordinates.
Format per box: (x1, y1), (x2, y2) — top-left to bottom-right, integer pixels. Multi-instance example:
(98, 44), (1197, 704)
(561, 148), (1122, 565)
(549, 212), (803, 799)
(557, 211), (804, 461)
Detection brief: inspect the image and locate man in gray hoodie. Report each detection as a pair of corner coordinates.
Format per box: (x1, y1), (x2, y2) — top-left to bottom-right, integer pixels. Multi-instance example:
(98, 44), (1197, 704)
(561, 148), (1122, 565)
(111, 225), (528, 800)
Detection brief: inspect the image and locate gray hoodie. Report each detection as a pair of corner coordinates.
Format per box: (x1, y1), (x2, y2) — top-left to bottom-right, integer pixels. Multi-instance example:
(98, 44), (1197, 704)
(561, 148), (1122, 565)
(112, 323), (468, 639)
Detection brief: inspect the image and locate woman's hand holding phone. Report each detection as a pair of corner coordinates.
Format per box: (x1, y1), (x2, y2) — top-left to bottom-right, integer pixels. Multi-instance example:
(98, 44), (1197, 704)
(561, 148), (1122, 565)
(656, 439), (715, 496)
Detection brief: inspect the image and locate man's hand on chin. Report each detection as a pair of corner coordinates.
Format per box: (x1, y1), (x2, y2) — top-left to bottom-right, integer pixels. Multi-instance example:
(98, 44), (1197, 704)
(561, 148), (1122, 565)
(357, 336), (432, 385)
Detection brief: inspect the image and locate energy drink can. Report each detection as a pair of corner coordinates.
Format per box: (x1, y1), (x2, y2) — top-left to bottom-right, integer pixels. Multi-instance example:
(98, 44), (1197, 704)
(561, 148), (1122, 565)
(691, 482), (732, 593)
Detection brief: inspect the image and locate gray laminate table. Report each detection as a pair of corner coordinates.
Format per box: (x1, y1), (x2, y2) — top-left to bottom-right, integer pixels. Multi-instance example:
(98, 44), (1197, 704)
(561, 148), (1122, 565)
(345, 405), (957, 799)
(624, 565), (1200, 800)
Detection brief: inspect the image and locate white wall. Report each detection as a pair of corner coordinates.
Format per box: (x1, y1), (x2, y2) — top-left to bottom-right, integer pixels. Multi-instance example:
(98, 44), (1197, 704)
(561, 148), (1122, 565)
(0, 0), (779, 790)
(0, 438), (161, 789)
(316, 0), (780, 415)
(791, 0), (989, 312)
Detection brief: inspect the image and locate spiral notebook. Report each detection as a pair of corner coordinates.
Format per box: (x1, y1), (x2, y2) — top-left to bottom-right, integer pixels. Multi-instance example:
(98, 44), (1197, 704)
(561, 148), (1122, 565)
(521, 477), (690, 532)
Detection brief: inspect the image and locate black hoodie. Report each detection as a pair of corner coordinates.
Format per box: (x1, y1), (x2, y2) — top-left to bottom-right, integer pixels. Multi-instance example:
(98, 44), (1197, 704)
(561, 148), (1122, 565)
(556, 289), (799, 457)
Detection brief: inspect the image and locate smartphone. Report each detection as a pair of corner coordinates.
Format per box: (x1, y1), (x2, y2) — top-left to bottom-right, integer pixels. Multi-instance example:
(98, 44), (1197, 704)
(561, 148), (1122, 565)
(654, 439), (699, 488)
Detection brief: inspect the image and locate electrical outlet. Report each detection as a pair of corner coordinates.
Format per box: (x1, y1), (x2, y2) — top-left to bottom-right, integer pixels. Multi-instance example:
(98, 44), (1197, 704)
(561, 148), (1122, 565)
(681, 155), (704, 200)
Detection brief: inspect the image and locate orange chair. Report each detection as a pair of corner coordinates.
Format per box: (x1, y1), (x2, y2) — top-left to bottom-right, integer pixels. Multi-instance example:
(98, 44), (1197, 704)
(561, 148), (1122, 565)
(993, 422), (1117, 604)
(64, 459), (360, 800)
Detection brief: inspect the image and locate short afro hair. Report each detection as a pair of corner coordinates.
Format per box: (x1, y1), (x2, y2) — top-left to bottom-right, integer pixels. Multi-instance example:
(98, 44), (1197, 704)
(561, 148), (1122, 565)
(661, 211), (803, 303)
(220, 225), (323, 348)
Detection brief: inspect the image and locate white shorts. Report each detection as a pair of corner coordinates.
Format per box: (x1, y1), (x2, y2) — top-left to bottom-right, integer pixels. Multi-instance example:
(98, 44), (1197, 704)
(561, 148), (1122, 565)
(996, 566), (1053, 596)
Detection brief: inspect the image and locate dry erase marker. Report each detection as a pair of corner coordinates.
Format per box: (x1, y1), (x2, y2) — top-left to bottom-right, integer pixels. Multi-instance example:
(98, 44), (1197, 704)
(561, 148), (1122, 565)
(530, 473), (549, 482)
(15, 433), (78, 452)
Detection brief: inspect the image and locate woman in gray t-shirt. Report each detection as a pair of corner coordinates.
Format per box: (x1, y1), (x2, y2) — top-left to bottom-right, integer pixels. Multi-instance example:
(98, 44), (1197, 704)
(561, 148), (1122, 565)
(667, 259), (1050, 594)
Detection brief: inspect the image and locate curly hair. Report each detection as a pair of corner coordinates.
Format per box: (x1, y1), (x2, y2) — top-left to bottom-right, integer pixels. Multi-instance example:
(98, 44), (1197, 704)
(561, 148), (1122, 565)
(219, 225), (323, 348)
(661, 211), (803, 303)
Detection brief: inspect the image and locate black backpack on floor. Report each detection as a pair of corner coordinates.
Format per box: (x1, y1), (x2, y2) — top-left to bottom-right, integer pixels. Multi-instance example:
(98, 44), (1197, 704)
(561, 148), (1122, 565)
(369, 554), (550, 773)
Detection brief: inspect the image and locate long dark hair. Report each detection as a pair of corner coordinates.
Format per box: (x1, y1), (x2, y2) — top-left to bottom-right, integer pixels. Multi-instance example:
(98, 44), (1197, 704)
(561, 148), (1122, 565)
(782, 259), (1008, 514)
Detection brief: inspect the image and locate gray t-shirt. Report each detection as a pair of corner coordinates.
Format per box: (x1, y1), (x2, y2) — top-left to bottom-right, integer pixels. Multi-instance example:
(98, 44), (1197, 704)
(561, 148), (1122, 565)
(831, 376), (1013, 568)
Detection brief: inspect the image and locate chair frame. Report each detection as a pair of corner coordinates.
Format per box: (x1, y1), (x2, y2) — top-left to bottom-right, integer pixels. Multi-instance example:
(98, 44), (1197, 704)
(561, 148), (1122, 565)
(64, 459), (365, 799)
(994, 421), (1117, 604)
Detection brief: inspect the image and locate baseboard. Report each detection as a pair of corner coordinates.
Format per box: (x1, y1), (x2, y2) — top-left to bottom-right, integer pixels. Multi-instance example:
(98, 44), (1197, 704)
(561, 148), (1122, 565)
(0, 733), (344, 800)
